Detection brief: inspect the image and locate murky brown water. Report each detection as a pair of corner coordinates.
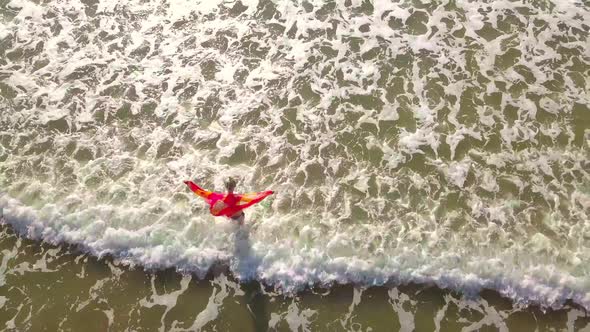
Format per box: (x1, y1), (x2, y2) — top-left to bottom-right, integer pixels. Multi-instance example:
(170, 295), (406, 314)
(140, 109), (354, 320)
(1, 0), (589, 330)
(1, 224), (589, 331)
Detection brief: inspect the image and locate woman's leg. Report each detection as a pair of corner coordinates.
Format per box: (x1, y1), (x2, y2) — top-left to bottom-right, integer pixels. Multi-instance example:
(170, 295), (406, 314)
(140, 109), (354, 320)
(236, 212), (245, 225)
(231, 211), (245, 225)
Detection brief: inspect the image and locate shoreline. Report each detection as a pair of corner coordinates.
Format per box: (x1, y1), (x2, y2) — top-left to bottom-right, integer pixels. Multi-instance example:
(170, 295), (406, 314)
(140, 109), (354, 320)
(1, 221), (587, 317)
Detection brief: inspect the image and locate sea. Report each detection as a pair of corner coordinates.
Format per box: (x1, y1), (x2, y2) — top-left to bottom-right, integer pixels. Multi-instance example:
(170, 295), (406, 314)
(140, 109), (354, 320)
(0, 0), (589, 330)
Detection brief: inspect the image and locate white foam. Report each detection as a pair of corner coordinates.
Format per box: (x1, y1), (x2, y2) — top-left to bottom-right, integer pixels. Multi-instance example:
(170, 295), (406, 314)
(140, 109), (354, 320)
(1, 0), (589, 312)
(446, 161), (471, 188)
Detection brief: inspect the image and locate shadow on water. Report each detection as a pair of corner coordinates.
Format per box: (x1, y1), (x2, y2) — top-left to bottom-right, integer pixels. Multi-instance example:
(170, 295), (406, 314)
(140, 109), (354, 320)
(232, 223), (269, 331)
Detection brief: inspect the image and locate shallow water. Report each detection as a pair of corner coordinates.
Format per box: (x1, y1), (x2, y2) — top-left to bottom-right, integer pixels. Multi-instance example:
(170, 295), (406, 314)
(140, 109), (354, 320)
(0, 0), (589, 329)
(1, 224), (589, 331)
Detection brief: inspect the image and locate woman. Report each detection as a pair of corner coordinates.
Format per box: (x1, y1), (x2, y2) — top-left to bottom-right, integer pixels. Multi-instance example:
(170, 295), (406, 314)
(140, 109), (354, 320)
(210, 178), (245, 224)
(184, 177), (273, 225)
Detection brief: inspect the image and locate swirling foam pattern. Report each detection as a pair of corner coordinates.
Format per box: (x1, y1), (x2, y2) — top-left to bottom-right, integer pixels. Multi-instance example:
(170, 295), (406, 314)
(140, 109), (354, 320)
(0, 0), (589, 310)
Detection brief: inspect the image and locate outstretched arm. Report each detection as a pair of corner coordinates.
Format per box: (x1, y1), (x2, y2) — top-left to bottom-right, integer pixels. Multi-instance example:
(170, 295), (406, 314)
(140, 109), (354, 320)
(216, 191), (274, 216)
(184, 181), (214, 200)
(236, 191), (274, 209)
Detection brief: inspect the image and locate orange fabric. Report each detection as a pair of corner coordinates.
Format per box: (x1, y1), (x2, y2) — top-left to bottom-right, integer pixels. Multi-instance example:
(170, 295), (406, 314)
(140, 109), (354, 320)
(184, 181), (273, 218)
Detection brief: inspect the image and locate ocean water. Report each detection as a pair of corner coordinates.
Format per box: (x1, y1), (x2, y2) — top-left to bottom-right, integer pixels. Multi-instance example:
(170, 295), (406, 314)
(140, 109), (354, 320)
(1, 225), (589, 331)
(0, 0), (589, 329)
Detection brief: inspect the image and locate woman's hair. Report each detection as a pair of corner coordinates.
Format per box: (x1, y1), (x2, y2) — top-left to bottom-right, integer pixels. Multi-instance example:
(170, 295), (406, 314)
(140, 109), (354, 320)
(225, 177), (237, 192)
